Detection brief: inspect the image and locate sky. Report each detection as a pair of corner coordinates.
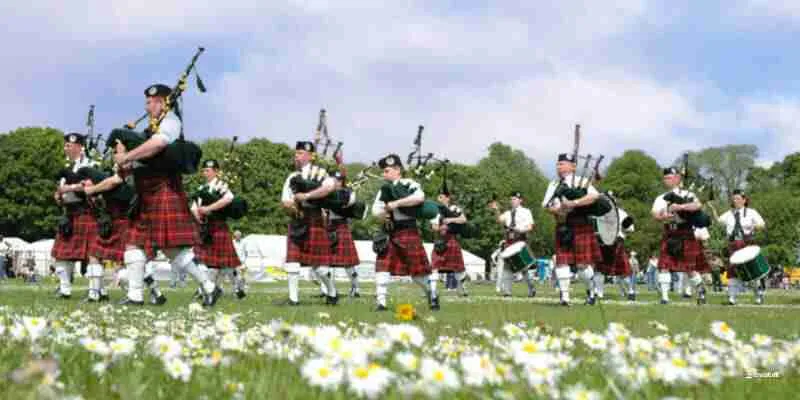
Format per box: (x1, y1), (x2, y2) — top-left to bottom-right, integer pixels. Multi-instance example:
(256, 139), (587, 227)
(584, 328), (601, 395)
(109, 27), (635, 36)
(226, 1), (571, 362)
(1, 1), (799, 176)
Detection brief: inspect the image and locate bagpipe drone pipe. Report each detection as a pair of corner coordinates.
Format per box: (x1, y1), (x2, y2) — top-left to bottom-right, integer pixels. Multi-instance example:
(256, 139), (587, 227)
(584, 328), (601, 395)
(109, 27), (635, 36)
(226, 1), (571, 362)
(378, 182), (440, 220)
(189, 186), (248, 220)
(662, 152), (713, 228)
(289, 174), (366, 220)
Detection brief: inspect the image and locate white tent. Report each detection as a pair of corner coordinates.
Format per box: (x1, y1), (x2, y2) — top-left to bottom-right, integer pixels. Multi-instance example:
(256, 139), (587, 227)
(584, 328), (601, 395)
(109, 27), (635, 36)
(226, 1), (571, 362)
(240, 234), (486, 282)
(22, 239), (56, 276)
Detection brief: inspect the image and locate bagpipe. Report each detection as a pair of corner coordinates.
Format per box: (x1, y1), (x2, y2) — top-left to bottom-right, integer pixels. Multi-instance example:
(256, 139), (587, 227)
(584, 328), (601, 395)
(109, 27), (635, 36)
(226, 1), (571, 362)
(544, 125), (612, 218)
(289, 109), (367, 219)
(663, 152), (712, 228)
(106, 47), (206, 175)
(189, 137), (248, 221)
(378, 181), (440, 220)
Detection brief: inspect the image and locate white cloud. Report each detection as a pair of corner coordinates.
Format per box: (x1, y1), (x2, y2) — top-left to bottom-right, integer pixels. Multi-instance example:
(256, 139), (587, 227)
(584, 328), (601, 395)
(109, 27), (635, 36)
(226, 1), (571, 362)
(738, 97), (800, 156)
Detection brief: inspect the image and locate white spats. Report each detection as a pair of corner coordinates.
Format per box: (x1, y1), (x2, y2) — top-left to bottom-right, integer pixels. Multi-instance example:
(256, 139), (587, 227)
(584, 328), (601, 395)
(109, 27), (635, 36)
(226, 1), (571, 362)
(286, 262), (301, 303)
(313, 267), (336, 298)
(87, 262), (104, 300)
(375, 271), (390, 307)
(345, 267), (360, 293)
(658, 271), (672, 302)
(124, 248), (147, 302)
(54, 260), (74, 296)
(593, 272), (606, 298)
(429, 270), (439, 296)
(555, 265), (572, 299)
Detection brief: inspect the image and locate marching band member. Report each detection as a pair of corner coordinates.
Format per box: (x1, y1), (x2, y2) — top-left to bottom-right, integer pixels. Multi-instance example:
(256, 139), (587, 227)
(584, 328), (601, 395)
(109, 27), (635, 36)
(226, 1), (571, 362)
(490, 192), (535, 298)
(114, 84), (219, 306)
(543, 154), (603, 306)
(51, 133), (98, 299)
(371, 154), (439, 311)
(651, 167), (709, 305)
(430, 182), (469, 297)
(192, 160), (246, 299)
(327, 171), (362, 297)
(280, 141), (337, 306)
(718, 190), (766, 305)
(594, 199), (636, 301)
(232, 230), (248, 297)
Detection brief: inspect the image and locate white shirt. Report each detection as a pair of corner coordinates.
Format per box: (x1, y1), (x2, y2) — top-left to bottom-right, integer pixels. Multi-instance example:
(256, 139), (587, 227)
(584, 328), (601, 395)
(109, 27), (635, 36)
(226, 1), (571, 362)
(718, 207), (765, 237)
(60, 155), (98, 204)
(499, 206), (534, 233)
(541, 174), (599, 209)
(151, 111), (181, 145)
(280, 163), (335, 207)
(371, 178), (424, 221)
(651, 187), (699, 224)
(192, 178), (234, 209)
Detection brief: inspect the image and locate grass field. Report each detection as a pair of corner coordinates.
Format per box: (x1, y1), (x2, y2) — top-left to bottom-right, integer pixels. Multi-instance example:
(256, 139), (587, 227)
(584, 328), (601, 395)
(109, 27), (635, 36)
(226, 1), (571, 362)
(1, 278), (799, 399)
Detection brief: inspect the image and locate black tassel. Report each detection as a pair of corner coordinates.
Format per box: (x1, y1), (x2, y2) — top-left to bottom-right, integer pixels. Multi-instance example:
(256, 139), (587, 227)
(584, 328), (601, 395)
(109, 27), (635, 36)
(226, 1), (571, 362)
(196, 72), (207, 93)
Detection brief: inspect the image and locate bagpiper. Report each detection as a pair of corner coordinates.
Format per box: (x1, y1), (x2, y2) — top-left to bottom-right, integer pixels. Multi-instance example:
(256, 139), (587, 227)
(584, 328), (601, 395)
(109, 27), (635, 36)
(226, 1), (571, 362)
(51, 132), (99, 299)
(650, 167), (710, 305)
(191, 159), (246, 299)
(718, 189), (767, 305)
(542, 153), (603, 306)
(430, 181), (469, 297)
(280, 141), (338, 306)
(326, 170), (362, 297)
(114, 83), (219, 306)
(371, 154), (439, 311)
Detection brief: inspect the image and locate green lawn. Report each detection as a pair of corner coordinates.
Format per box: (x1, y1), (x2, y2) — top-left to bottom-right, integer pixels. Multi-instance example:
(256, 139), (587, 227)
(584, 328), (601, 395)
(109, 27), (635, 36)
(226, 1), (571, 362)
(1, 278), (799, 399)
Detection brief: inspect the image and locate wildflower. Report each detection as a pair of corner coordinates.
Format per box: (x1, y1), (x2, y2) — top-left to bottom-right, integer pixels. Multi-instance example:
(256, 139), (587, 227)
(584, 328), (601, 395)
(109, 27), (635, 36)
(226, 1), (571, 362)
(395, 304), (416, 321)
(301, 358), (344, 390)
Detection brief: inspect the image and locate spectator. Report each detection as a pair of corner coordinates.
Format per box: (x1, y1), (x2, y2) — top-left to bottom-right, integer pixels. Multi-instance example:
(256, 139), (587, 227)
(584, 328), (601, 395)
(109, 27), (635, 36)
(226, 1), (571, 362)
(710, 255), (723, 292)
(628, 251), (640, 295)
(646, 255), (658, 291)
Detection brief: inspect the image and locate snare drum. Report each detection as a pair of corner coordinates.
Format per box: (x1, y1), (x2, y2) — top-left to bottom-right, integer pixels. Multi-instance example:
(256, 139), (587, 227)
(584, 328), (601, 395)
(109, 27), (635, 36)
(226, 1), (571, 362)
(500, 242), (535, 273)
(729, 245), (770, 282)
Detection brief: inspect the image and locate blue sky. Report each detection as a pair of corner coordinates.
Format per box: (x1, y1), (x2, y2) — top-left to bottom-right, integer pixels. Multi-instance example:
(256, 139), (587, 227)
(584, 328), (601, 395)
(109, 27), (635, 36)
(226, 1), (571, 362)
(1, 1), (798, 175)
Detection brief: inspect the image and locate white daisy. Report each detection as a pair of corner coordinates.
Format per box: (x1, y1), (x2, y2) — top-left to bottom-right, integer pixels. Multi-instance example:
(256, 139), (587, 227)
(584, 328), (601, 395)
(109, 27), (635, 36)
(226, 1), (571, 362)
(150, 335), (183, 360)
(563, 383), (601, 400)
(21, 316), (48, 341)
(80, 337), (110, 357)
(301, 358), (344, 390)
(710, 321), (736, 342)
(109, 338), (135, 358)
(385, 324), (425, 348)
(347, 364), (393, 399)
(164, 357), (192, 382)
(394, 352), (419, 372)
(418, 358), (460, 395)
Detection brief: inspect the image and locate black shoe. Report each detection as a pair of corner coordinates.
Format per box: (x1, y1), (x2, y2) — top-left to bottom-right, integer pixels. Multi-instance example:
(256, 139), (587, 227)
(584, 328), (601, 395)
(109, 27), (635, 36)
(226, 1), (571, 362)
(560, 300), (570, 306)
(585, 290), (596, 305)
(697, 288), (707, 305)
(461, 292), (469, 297)
(726, 299), (736, 306)
(235, 290), (247, 299)
(317, 293), (327, 298)
(119, 297), (144, 306)
(326, 295), (339, 306)
(660, 299), (669, 305)
(82, 296), (98, 303)
(151, 293), (167, 306)
(193, 288), (204, 301)
(682, 293), (692, 299)
(429, 296), (441, 311)
(375, 304), (388, 312)
(203, 286), (222, 307)
(99, 293), (110, 302)
(349, 287), (360, 298)
(57, 292), (71, 299)
(627, 293), (636, 301)
(502, 293), (512, 298)
(528, 286), (536, 298)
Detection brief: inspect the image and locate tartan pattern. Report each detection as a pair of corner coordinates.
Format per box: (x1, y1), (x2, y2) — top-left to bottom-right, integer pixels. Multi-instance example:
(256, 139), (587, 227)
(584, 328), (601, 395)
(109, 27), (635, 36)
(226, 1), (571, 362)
(554, 222), (602, 265)
(596, 241), (631, 276)
(432, 234), (465, 272)
(127, 175), (198, 259)
(376, 227), (431, 276)
(726, 239), (752, 278)
(52, 208), (97, 261)
(286, 211), (332, 266)
(195, 219), (241, 268)
(657, 226), (709, 273)
(329, 222), (360, 267)
(90, 209), (129, 262)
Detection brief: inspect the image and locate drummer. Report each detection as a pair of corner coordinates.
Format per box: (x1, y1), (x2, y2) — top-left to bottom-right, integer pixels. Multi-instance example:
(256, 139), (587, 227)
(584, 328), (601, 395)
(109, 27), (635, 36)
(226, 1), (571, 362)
(489, 191), (535, 298)
(718, 189), (766, 305)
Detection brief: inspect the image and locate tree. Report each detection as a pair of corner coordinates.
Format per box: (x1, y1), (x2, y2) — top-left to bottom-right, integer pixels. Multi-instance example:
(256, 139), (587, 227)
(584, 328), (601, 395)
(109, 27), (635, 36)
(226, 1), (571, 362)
(680, 145), (759, 199)
(0, 127), (65, 240)
(601, 150), (663, 202)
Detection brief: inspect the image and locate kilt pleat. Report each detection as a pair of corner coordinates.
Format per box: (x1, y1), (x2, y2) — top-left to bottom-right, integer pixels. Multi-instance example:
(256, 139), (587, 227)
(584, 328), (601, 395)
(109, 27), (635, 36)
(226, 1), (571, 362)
(329, 222), (359, 267)
(127, 175), (198, 259)
(376, 227), (431, 276)
(52, 207), (97, 261)
(657, 226), (709, 273)
(432, 234), (465, 272)
(554, 222), (602, 265)
(596, 241), (631, 276)
(195, 219), (241, 268)
(286, 211), (332, 266)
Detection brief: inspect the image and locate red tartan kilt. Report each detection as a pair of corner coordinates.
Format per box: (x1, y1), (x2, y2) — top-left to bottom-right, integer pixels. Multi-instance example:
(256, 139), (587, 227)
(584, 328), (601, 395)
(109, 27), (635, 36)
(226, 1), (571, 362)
(286, 211), (332, 266)
(432, 234), (465, 272)
(127, 175), (198, 259)
(596, 241), (631, 276)
(726, 240), (752, 278)
(195, 219), (241, 268)
(329, 223), (359, 267)
(555, 222), (602, 265)
(90, 215), (128, 262)
(52, 208), (97, 261)
(657, 227), (709, 273)
(376, 227), (431, 276)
